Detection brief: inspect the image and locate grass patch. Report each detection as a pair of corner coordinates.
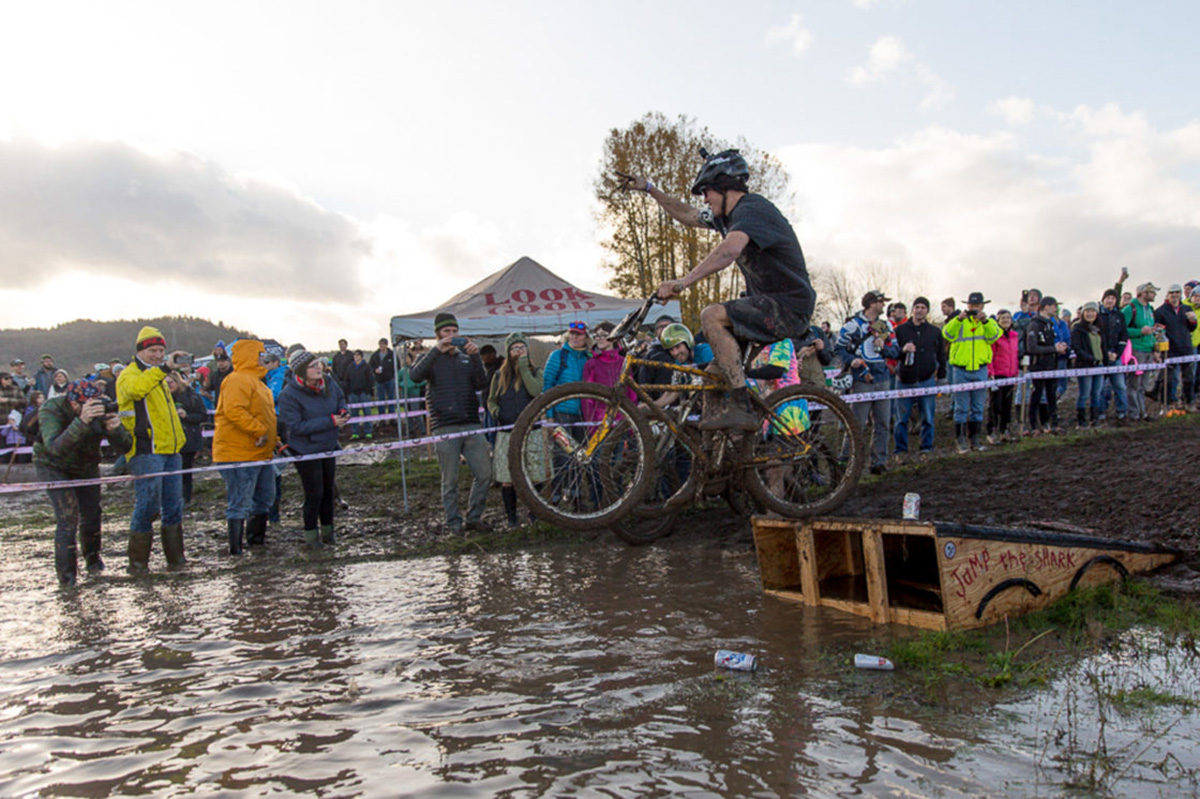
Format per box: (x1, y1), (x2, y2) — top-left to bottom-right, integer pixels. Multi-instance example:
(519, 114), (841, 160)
(885, 579), (1200, 691)
(1106, 684), (1198, 715)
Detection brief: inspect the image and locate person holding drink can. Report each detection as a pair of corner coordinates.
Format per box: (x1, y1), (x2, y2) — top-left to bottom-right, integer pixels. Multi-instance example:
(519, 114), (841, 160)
(409, 312), (493, 534)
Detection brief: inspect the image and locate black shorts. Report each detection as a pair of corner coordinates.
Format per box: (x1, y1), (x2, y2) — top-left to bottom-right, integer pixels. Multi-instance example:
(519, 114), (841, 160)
(722, 292), (813, 344)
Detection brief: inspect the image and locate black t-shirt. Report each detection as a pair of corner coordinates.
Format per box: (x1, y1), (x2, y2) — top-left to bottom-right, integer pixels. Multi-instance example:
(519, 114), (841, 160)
(704, 193), (812, 301)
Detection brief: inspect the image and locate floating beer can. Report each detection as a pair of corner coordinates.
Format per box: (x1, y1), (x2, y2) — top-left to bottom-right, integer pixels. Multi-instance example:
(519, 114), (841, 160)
(714, 649), (757, 672)
(902, 492), (920, 520)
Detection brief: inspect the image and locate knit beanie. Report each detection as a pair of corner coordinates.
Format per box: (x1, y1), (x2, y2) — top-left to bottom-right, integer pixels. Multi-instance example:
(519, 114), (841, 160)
(136, 325), (166, 351)
(434, 312), (458, 333)
(65, 378), (104, 405)
(504, 332), (528, 355)
(912, 296), (931, 310)
(289, 349), (318, 375)
(1082, 301), (1100, 313)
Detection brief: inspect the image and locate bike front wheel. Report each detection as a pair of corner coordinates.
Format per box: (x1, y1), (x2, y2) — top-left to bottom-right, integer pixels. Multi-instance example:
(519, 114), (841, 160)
(508, 383), (654, 530)
(740, 385), (866, 518)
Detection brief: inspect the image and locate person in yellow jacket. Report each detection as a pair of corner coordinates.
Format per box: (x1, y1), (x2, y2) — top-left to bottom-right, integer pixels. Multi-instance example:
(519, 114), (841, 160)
(117, 325), (188, 572)
(213, 339), (278, 555)
(943, 292), (1002, 454)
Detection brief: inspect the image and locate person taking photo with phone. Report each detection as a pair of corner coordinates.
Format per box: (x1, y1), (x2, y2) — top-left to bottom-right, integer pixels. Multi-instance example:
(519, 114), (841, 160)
(33, 379), (132, 586)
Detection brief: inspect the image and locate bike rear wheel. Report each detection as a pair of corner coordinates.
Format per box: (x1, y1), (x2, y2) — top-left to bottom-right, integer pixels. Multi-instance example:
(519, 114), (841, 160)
(741, 385), (865, 518)
(509, 383), (654, 530)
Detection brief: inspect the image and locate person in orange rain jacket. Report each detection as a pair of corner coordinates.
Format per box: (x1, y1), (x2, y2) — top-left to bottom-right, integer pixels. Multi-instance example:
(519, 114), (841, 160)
(213, 339), (278, 556)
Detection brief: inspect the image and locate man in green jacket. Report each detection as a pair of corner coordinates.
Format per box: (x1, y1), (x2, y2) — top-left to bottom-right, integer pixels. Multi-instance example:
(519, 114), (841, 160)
(33, 379), (133, 586)
(943, 292), (1002, 453)
(1122, 282), (1159, 421)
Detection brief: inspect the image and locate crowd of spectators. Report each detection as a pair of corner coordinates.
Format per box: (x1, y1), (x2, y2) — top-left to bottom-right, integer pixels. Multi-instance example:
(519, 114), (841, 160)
(10, 267), (1198, 584)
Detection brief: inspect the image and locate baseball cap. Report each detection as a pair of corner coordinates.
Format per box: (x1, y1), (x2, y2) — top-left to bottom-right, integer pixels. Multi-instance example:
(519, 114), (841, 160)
(1137, 282), (1160, 293)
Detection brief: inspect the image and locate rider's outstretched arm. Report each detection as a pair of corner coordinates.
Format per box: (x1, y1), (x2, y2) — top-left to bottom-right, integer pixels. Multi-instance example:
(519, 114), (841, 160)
(647, 186), (703, 227)
(617, 171), (703, 227)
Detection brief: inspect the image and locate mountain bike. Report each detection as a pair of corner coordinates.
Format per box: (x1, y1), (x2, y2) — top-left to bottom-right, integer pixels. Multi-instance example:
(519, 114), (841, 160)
(508, 298), (866, 530)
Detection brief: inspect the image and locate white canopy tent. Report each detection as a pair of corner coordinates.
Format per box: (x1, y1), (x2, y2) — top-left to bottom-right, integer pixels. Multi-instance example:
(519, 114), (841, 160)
(390, 256), (681, 341)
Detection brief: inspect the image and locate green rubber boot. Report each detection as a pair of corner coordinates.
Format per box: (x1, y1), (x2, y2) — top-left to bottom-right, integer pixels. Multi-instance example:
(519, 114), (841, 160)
(127, 531), (153, 574)
(304, 528), (322, 550)
(161, 523), (186, 567)
(319, 524), (336, 546)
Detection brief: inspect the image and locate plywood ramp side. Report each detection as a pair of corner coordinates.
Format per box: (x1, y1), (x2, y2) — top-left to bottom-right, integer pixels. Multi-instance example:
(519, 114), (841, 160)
(888, 607), (948, 631)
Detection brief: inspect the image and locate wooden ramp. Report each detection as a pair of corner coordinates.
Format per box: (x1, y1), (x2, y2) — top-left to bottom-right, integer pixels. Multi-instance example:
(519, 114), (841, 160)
(753, 517), (1179, 630)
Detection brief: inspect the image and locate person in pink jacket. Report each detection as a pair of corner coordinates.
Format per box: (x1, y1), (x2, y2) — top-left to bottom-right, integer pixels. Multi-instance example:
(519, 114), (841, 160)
(581, 322), (636, 421)
(987, 309), (1021, 443)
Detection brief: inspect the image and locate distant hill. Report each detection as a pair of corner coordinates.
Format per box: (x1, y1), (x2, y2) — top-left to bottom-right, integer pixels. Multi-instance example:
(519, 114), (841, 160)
(0, 317), (256, 379)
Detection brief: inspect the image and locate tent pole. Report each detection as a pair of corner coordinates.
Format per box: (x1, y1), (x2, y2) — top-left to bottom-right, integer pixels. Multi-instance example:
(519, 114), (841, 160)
(395, 340), (409, 513)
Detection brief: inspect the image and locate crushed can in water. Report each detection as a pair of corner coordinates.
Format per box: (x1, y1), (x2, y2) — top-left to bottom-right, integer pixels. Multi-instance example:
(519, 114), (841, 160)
(714, 649), (757, 672)
(854, 653), (895, 671)
(902, 492), (920, 520)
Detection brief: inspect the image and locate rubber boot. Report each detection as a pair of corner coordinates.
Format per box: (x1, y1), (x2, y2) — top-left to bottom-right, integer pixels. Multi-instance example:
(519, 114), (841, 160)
(246, 513), (268, 547)
(968, 421), (987, 452)
(80, 529), (104, 574)
(304, 528), (323, 550)
(319, 524), (336, 546)
(127, 531), (153, 573)
(55, 539), (78, 586)
(1090, 407), (1100, 428)
(501, 486), (520, 529)
(1076, 408), (1088, 429)
(161, 523), (186, 567)
(228, 519), (245, 556)
(955, 423), (969, 454)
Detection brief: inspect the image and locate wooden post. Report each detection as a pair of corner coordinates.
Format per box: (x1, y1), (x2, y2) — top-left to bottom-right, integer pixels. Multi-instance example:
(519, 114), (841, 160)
(861, 526), (890, 624)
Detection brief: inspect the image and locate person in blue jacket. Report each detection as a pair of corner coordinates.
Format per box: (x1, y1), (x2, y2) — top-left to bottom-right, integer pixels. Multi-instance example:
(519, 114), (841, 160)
(541, 321), (592, 435)
(277, 350), (349, 549)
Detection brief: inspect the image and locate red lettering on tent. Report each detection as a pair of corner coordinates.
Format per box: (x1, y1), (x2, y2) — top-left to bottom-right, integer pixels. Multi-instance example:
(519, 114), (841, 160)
(484, 293), (510, 307)
(517, 303), (538, 313)
(540, 288), (564, 302)
(569, 300), (596, 310)
(513, 289), (535, 304)
(563, 288), (590, 301)
(544, 302), (566, 311)
(488, 305), (514, 315)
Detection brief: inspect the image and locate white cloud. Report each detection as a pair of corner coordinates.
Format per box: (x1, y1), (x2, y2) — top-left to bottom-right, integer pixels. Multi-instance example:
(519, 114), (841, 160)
(854, 0), (881, 9)
(849, 35), (954, 111)
(849, 35), (911, 84)
(777, 105), (1200, 314)
(990, 96), (1036, 126)
(0, 136), (371, 301)
(766, 13), (814, 56)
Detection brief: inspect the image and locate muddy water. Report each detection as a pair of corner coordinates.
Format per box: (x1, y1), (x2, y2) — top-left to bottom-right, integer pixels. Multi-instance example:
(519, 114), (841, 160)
(0, 537), (1197, 797)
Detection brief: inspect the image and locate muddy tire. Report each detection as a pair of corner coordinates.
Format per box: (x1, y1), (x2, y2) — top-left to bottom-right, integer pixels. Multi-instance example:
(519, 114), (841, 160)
(741, 385), (865, 518)
(509, 382), (654, 530)
(610, 511), (679, 546)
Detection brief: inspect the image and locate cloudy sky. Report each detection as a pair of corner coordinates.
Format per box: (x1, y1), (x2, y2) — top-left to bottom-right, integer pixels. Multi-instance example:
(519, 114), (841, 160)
(2, 0), (1198, 346)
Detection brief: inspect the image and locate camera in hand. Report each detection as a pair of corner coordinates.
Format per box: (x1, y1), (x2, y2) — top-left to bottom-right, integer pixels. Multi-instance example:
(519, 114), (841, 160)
(450, 336), (469, 348)
(97, 397), (119, 414)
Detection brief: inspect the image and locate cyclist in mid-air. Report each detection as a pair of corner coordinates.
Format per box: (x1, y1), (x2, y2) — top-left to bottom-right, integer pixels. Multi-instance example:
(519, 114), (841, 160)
(618, 148), (815, 430)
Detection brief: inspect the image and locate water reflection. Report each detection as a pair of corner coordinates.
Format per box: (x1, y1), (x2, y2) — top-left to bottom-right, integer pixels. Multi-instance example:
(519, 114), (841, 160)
(0, 539), (1195, 797)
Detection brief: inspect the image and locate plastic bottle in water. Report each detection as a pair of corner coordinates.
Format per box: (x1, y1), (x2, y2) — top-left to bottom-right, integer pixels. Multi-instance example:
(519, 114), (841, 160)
(714, 649), (757, 672)
(854, 653), (895, 671)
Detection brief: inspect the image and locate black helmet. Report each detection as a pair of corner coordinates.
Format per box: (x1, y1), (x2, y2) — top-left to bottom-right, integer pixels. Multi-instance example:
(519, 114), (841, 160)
(690, 148), (750, 196)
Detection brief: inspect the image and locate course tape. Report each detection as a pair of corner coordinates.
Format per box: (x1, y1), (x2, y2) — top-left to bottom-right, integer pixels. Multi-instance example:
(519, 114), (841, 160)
(838, 354), (1199, 404)
(0, 422), (518, 495)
